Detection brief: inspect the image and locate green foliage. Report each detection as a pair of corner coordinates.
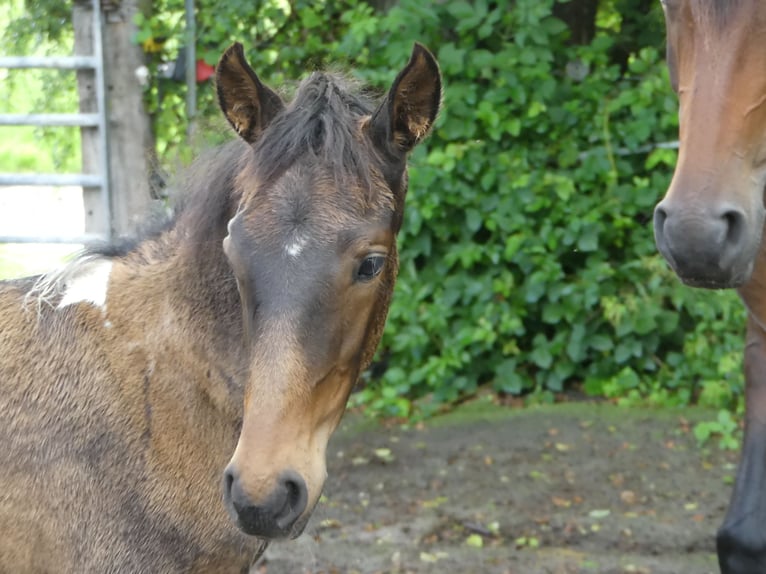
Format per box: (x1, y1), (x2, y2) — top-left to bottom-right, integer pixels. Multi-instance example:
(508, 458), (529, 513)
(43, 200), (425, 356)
(694, 409), (741, 451)
(1, 0), (71, 52)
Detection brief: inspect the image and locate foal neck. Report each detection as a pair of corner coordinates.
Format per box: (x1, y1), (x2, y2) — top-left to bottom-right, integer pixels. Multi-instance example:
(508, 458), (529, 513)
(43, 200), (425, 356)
(105, 144), (249, 391)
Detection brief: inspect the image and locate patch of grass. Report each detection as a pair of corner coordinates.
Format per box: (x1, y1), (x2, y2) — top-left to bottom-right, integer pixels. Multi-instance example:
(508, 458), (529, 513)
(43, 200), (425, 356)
(424, 397), (720, 429)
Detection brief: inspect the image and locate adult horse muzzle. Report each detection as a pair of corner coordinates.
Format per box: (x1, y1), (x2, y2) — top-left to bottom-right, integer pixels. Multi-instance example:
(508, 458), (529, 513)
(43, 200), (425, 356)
(654, 197), (762, 289)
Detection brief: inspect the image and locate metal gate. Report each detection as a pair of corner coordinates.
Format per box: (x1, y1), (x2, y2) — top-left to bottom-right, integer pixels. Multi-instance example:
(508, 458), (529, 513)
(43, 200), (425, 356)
(0, 0), (111, 244)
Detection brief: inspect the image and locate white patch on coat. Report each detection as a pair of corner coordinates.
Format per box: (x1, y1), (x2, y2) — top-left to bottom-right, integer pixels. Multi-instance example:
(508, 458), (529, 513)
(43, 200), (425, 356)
(57, 260), (113, 310)
(285, 235), (307, 258)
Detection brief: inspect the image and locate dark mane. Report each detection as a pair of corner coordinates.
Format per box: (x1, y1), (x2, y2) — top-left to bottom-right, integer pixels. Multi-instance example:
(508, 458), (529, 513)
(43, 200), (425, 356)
(250, 72), (379, 192)
(89, 140), (248, 260)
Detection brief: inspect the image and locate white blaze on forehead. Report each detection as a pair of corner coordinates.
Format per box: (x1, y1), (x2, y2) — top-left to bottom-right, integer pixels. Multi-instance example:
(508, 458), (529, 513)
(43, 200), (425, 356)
(58, 260), (113, 310)
(285, 235), (308, 258)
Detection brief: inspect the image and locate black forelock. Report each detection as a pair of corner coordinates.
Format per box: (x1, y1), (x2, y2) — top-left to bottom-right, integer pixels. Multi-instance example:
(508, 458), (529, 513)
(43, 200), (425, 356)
(249, 72), (381, 194)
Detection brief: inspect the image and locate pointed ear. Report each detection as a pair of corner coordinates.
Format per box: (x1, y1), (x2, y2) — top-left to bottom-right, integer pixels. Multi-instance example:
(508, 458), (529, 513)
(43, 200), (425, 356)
(370, 43), (442, 155)
(216, 43), (285, 143)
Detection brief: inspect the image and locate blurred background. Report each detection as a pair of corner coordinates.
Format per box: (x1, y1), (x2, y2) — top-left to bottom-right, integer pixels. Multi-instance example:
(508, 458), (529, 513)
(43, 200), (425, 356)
(0, 0), (745, 441)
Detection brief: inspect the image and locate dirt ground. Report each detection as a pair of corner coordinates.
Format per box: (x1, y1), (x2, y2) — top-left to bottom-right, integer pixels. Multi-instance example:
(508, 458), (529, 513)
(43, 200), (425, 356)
(253, 399), (738, 574)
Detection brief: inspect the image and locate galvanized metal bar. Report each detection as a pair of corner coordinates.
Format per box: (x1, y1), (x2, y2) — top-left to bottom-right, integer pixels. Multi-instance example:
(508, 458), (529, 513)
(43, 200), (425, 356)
(0, 55), (97, 69)
(92, 0), (113, 239)
(578, 140), (680, 160)
(0, 174), (103, 186)
(0, 113), (100, 127)
(0, 234), (105, 245)
(185, 0), (196, 137)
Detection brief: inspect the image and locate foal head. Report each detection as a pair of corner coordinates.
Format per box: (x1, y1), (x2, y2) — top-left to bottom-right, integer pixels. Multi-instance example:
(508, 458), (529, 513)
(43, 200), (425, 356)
(654, 0), (766, 288)
(215, 43), (440, 539)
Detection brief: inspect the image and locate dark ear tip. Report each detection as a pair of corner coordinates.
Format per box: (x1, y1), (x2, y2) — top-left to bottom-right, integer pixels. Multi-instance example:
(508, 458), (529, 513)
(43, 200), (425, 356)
(219, 42), (245, 66)
(410, 43), (432, 58)
(411, 42), (429, 55)
(410, 43), (440, 74)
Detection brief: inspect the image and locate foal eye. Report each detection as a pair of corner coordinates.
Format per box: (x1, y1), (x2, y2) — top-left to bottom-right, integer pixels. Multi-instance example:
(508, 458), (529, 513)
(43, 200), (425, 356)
(356, 254), (386, 282)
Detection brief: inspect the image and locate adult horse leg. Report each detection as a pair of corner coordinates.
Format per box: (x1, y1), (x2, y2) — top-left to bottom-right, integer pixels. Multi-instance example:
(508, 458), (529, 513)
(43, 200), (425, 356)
(718, 313), (766, 572)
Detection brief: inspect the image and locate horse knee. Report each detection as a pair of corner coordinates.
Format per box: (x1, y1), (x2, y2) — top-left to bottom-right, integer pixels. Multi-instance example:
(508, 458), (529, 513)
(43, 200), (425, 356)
(717, 522), (766, 574)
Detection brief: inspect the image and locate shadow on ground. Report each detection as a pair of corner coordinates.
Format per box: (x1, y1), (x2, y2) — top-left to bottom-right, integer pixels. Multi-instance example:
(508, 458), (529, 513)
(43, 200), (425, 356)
(256, 400), (736, 574)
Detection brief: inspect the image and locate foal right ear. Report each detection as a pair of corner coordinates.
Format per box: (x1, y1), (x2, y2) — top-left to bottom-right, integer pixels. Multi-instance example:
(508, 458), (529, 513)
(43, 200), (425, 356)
(369, 43), (442, 155)
(216, 43), (285, 144)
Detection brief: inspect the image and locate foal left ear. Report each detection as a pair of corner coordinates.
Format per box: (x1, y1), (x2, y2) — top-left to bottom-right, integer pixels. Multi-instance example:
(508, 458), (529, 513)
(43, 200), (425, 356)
(216, 42), (285, 144)
(370, 43), (442, 155)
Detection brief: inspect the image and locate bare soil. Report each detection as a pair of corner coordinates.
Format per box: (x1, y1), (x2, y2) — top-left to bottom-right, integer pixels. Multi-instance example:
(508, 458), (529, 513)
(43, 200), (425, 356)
(255, 400), (737, 574)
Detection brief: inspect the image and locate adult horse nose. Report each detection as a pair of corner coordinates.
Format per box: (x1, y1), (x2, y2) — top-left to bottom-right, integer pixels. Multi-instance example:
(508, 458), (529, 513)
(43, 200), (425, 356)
(653, 198), (749, 287)
(222, 466), (308, 538)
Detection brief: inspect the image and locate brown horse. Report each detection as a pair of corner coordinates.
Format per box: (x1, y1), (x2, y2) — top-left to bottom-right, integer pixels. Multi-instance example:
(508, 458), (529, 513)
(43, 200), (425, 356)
(654, 1), (766, 572)
(0, 42), (440, 572)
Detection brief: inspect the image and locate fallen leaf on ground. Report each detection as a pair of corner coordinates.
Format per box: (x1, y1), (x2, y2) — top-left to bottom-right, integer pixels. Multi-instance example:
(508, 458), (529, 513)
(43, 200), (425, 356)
(374, 448), (394, 463)
(620, 490), (637, 505)
(465, 534), (484, 548)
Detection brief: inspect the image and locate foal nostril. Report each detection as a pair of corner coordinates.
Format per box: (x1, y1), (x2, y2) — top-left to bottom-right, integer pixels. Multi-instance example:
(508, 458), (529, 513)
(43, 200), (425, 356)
(222, 467), (235, 504)
(221, 467), (309, 538)
(274, 471), (308, 531)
